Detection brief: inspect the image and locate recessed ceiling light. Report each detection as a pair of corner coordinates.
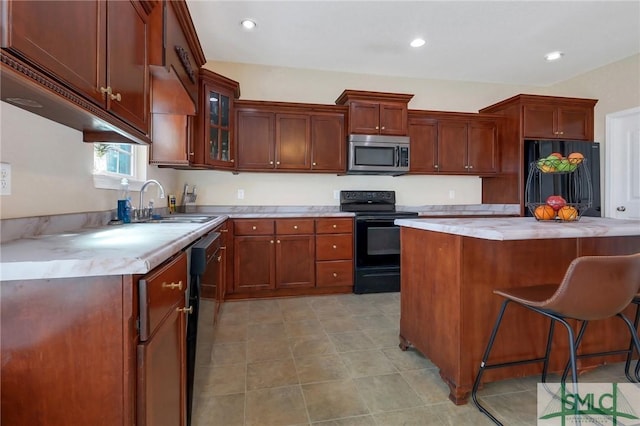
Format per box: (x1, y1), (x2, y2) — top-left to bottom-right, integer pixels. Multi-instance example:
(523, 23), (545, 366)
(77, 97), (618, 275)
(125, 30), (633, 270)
(410, 38), (426, 48)
(241, 19), (256, 30)
(545, 51), (564, 61)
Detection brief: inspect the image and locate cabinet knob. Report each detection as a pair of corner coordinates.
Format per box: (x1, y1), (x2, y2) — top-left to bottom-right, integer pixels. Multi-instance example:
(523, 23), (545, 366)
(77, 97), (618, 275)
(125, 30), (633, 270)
(109, 92), (122, 102)
(375, 126), (379, 130)
(217, 255), (222, 262)
(464, 165), (469, 169)
(332, 224), (337, 228)
(617, 206), (627, 212)
(252, 226), (257, 230)
(434, 164), (439, 169)
(276, 161), (280, 165)
(162, 280), (183, 290)
(189, 152), (195, 156)
(270, 161), (274, 165)
(100, 86), (111, 96)
(559, 131), (564, 135)
(293, 225), (298, 229)
(381, 126), (385, 130)
(468, 165), (473, 169)
(312, 162), (316, 166)
(276, 240), (281, 244)
(270, 240), (274, 244)
(177, 306), (193, 314)
(332, 245), (337, 249)
(231, 159), (235, 163)
(333, 272), (338, 277)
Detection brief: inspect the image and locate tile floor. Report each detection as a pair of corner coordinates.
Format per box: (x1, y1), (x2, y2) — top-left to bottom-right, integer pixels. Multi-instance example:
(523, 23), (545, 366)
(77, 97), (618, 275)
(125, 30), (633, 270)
(191, 293), (635, 426)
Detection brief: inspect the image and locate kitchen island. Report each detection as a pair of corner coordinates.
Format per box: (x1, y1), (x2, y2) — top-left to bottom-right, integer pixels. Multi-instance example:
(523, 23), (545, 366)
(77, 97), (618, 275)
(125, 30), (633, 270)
(394, 216), (640, 405)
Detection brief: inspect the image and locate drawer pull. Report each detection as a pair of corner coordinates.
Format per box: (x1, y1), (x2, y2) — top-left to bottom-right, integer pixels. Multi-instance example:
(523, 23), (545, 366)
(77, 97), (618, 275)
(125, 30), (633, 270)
(270, 240), (274, 244)
(162, 281), (183, 290)
(177, 306), (193, 314)
(332, 245), (337, 249)
(252, 226), (257, 230)
(293, 225), (298, 229)
(333, 272), (338, 277)
(332, 224), (337, 229)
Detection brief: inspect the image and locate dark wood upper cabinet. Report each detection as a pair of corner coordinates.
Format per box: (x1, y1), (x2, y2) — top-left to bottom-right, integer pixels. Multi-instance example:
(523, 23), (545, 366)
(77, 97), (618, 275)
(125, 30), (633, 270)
(194, 69), (241, 169)
(1, 0), (153, 143)
(3, 0), (150, 133)
(408, 112), (499, 175)
(235, 100), (346, 173)
(310, 113), (346, 171)
(523, 104), (593, 140)
(479, 94), (597, 209)
(335, 90), (414, 136)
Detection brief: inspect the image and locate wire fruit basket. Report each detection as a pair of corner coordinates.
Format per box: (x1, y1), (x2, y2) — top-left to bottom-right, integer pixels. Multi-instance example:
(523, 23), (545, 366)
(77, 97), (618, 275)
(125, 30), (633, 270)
(525, 157), (593, 222)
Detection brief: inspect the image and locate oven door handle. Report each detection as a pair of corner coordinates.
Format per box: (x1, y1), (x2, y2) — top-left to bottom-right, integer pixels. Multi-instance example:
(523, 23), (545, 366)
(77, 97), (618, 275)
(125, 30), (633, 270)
(356, 218), (398, 223)
(395, 146), (400, 167)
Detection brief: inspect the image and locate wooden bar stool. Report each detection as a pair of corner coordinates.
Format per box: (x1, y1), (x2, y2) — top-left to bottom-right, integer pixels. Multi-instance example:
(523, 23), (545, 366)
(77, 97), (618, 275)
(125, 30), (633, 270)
(471, 253), (640, 425)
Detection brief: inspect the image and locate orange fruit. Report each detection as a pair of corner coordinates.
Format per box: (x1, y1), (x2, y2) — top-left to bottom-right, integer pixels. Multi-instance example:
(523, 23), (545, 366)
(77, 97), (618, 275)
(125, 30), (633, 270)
(568, 152), (584, 165)
(534, 205), (556, 220)
(557, 206), (578, 221)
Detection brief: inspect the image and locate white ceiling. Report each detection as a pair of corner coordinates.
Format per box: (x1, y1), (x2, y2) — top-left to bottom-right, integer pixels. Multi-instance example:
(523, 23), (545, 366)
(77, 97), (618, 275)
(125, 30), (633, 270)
(186, 1), (640, 87)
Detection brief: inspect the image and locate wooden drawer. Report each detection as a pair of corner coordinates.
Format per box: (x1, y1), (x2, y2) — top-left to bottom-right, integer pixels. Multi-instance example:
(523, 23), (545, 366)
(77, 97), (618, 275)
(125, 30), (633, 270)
(234, 219), (275, 236)
(316, 218), (353, 234)
(316, 260), (353, 287)
(276, 218), (315, 235)
(138, 251), (187, 341)
(316, 234), (353, 261)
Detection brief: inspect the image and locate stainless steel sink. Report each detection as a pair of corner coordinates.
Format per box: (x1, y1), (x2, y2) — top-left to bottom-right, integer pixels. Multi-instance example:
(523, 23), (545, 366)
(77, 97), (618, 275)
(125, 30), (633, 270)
(140, 214), (218, 224)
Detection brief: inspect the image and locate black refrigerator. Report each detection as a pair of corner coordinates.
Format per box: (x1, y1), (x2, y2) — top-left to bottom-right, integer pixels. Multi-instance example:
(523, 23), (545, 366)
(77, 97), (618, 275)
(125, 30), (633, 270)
(524, 140), (601, 217)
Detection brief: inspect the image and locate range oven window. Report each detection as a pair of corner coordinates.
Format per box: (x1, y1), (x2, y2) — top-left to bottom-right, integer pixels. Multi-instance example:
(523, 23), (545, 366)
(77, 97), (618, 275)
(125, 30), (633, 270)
(354, 146), (395, 167)
(355, 218), (400, 267)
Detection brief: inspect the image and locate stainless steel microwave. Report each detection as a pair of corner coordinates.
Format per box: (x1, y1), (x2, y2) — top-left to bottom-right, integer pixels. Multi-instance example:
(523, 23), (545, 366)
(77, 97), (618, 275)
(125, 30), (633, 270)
(347, 134), (410, 175)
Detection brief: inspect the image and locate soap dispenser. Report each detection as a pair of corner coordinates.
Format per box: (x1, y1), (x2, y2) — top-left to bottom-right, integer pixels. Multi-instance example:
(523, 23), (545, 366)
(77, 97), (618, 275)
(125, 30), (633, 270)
(118, 178), (132, 223)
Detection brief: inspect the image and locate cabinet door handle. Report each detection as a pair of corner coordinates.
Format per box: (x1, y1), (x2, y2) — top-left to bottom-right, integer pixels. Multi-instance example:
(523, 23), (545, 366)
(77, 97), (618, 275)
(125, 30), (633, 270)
(177, 306), (193, 314)
(109, 92), (122, 102)
(217, 255), (222, 262)
(162, 280), (183, 290)
(617, 206), (626, 212)
(100, 86), (112, 96)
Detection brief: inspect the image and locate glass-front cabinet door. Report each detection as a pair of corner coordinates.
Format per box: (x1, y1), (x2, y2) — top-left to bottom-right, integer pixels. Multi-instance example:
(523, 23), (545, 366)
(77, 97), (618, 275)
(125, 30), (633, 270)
(199, 69), (239, 169)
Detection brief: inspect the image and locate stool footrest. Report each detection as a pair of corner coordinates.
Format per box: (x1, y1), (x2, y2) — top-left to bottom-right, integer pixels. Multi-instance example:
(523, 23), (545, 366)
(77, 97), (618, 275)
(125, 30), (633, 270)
(482, 356), (548, 371)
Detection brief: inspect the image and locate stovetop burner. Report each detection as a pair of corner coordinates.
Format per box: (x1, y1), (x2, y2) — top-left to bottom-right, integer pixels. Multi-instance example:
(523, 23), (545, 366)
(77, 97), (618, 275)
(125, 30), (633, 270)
(340, 190), (418, 217)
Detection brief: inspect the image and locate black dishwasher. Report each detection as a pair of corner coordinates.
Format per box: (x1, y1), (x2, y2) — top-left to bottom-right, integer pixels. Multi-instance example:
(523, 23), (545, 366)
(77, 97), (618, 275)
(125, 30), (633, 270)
(187, 232), (221, 426)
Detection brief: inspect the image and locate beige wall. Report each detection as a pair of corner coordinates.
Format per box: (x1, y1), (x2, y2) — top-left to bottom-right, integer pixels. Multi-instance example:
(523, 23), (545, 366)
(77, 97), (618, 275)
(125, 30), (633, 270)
(1, 54), (638, 218)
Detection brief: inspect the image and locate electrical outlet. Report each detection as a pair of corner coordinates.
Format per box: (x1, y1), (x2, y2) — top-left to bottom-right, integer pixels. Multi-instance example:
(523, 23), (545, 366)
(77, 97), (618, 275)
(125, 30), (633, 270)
(237, 189), (245, 200)
(1, 163), (11, 196)
(448, 189), (455, 199)
(333, 190), (340, 200)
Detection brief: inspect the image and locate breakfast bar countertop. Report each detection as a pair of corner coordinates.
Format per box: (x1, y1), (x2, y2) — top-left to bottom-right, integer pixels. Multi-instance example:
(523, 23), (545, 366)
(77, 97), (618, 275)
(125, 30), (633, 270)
(394, 216), (640, 241)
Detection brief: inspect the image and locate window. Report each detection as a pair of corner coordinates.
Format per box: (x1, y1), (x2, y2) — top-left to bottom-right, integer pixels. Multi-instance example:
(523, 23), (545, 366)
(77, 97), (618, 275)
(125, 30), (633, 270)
(93, 143), (147, 190)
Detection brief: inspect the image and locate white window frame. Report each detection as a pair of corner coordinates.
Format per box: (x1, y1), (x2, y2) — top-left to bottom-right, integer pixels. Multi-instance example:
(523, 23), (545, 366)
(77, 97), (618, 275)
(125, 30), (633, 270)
(93, 143), (147, 191)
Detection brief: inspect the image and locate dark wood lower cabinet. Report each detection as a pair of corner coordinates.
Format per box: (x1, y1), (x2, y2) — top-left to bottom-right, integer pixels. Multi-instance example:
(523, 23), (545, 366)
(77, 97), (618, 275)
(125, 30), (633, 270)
(137, 300), (185, 426)
(1, 276), (136, 426)
(228, 217), (353, 299)
(0, 252), (188, 426)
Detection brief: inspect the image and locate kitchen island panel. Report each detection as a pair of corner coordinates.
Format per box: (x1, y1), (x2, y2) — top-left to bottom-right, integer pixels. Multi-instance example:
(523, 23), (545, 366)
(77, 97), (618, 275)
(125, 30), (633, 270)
(399, 226), (640, 405)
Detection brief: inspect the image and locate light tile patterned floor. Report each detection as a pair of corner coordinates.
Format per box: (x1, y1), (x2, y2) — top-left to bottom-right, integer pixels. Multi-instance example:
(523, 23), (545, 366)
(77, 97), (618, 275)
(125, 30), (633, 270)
(192, 293), (635, 426)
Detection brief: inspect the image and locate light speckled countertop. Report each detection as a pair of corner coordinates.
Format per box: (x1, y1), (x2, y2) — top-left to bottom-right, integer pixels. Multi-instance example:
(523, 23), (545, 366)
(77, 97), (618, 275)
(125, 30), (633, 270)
(0, 204), (519, 281)
(395, 216), (640, 241)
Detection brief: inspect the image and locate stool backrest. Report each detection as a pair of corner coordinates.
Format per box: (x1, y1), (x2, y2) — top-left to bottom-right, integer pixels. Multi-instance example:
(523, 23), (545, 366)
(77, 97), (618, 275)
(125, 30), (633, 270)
(544, 253), (640, 320)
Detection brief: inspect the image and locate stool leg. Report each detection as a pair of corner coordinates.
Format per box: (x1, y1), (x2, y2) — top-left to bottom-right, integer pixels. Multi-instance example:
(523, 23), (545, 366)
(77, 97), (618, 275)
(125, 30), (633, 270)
(561, 320), (589, 383)
(554, 316), (579, 395)
(472, 299), (510, 426)
(623, 303), (640, 382)
(541, 318), (556, 383)
(616, 312), (640, 382)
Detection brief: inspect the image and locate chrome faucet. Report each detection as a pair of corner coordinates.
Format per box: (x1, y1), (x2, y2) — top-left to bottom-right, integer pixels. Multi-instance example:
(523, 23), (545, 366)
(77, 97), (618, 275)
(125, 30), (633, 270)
(138, 179), (166, 220)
